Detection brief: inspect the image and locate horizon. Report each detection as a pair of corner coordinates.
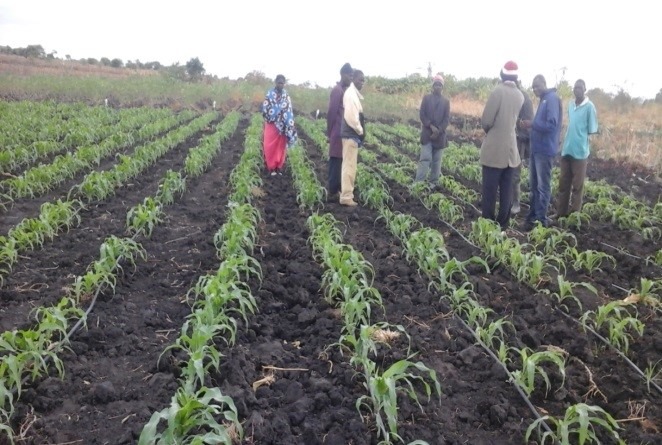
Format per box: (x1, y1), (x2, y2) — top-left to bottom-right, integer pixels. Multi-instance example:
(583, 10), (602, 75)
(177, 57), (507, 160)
(1, 0), (659, 99)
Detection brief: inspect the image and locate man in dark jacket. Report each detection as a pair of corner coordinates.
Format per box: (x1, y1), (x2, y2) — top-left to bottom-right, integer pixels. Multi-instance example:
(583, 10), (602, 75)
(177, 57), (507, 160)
(414, 74), (450, 185)
(326, 63), (353, 199)
(511, 80), (534, 214)
(521, 74), (562, 230)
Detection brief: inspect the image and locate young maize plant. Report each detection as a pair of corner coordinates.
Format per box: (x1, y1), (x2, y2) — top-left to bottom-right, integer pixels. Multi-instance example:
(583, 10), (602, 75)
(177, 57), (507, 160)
(527, 224), (577, 256)
(340, 324), (440, 444)
(556, 211), (591, 231)
(138, 386), (242, 445)
(476, 317), (514, 351)
(288, 146), (326, 209)
(580, 301), (645, 354)
(566, 247), (616, 275)
(550, 276), (598, 313)
(320, 244), (382, 308)
(378, 209), (420, 243)
(72, 236), (146, 302)
(356, 165), (393, 209)
(511, 347), (567, 397)
(526, 403), (624, 445)
(126, 197), (164, 238)
(625, 277), (661, 313)
(190, 257), (259, 326)
(0, 297), (84, 442)
(404, 228), (449, 279)
(156, 170), (186, 205)
(213, 203), (261, 259)
(358, 357), (441, 444)
(0, 236), (18, 286)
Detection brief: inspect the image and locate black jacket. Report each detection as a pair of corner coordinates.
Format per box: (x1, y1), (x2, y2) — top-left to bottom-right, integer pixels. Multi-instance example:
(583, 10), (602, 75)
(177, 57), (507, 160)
(419, 93), (450, 149)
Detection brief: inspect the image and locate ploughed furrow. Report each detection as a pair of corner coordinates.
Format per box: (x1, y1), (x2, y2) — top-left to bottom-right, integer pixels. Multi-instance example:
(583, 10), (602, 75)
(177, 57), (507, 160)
(9, 115), (245, 443)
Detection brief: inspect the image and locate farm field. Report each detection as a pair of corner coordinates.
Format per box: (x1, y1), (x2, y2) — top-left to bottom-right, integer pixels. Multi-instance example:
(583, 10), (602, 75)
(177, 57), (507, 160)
(0, 103), (660, 445)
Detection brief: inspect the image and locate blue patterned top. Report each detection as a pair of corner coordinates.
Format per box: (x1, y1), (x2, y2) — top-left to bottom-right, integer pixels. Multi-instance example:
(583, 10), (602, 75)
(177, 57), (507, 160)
(261, 88), (298, 148)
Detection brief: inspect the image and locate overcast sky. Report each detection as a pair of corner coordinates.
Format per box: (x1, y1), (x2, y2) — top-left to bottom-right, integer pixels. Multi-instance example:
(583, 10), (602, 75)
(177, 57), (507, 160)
(1, 0), (659, 98)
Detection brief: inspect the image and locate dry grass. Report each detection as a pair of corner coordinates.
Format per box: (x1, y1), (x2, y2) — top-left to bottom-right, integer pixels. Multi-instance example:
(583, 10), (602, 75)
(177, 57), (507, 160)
(438, 92), (661, 176)
(591, 104), (661, 173)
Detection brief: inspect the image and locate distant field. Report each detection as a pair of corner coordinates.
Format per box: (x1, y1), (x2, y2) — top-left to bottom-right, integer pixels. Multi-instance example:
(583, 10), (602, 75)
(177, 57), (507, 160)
(1, 53), (660, 176)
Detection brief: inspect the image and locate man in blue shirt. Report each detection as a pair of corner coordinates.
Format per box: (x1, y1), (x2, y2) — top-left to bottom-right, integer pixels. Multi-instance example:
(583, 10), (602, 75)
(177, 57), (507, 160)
(521, 75), (562, 230)
(556, 79), (599, 217)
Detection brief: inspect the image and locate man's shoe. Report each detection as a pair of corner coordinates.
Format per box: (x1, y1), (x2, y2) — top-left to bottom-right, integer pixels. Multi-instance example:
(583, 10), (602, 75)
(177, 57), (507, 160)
(340, 200), (358, 207)
(522, 221), (535, 232)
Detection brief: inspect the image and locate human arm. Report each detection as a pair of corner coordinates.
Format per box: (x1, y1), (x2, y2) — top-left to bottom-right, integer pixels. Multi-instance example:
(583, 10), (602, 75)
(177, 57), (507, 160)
(480, 91), (499, 133)
(439, 98), (450, 132)
(343, 89), (363, 136)
(419, 96), (432, 128)
(531, 94), (561, 134)
(588, 103), (599, 134)
(327, 87), (342, 137)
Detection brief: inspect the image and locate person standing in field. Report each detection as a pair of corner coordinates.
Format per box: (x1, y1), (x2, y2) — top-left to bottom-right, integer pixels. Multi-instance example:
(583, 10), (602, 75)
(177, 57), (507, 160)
(479, 61), (524, 230)
(261, 74), (298, 176)
(521, 74), (562, 230)
(555, 79), (599, 217)
(511, 80), (534, 215)
(326, 63), (354, 199)
(339, 69), (366, 207)
(414, 74), (450, 187)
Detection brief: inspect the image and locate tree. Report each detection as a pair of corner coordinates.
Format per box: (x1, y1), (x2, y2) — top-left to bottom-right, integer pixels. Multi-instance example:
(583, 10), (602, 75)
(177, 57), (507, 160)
(15, 45), (46, 58)
(110, 58), (123, 68)
(186, 57), (205, 80)
(655, 88), (662, 104)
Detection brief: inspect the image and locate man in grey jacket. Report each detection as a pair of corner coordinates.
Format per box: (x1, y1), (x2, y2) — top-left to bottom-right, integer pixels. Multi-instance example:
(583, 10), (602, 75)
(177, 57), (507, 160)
(479, 61), (524, 230)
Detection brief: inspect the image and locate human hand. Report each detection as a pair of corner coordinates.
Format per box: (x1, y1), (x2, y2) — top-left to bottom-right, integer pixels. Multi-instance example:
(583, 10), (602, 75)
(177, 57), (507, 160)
(520, 120), (532, 129)
(430, 124), (439, 133)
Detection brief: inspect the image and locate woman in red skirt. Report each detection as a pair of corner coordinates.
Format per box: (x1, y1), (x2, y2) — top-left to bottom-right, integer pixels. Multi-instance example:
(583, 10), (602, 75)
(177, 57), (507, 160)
(261, 74), (298, 175)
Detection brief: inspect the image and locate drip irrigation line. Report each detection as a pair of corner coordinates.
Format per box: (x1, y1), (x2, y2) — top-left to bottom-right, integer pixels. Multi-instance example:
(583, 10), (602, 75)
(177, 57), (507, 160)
(599, 242), (647, 261)
(439, 219), (479, 250)
(611, 283), (630, 294)
(453, 315), (559, 444)
(448, 219), (662, 398)
(555, 309), (662, 396)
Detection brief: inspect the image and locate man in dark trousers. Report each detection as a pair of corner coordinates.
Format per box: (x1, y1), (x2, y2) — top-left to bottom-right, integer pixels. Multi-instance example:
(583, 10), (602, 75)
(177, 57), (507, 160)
(479, 61), (524, 230)
(415, 74), (450, 186)
(326, 63), (353, 199)
(511, 80), (534, 215)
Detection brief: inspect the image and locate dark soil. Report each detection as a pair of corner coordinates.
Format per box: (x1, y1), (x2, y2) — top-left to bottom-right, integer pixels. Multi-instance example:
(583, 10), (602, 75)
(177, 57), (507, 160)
(1, 113), (660, 445)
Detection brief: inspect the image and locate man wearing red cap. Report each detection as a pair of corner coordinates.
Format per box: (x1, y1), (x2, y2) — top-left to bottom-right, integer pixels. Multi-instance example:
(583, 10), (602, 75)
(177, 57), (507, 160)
(479, 61), (524, 230)
(415, 73), (450, 186)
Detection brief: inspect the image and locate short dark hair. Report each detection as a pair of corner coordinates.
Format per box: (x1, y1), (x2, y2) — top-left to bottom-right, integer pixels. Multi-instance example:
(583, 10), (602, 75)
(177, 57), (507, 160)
(275, 74), (286, 82)
(352, 69), (364, 78)
(575, 79), (586, 89)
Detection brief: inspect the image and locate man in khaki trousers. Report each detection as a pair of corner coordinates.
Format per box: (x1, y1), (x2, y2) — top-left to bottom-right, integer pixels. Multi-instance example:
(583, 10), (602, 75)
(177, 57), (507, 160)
(339, 70), (366, 206)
